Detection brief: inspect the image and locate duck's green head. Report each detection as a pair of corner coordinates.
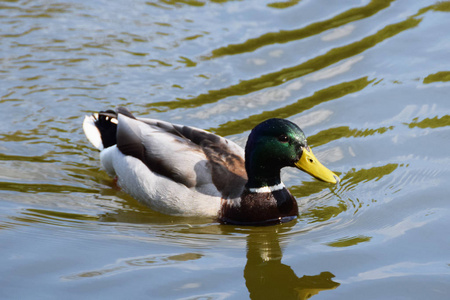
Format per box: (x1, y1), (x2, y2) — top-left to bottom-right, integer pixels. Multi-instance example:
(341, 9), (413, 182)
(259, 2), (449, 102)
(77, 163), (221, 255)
(245, 118), (339, 188)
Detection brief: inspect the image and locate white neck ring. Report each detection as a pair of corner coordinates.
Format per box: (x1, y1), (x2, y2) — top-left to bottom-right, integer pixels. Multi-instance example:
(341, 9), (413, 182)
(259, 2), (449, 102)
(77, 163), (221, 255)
(248, 182), (286, 193)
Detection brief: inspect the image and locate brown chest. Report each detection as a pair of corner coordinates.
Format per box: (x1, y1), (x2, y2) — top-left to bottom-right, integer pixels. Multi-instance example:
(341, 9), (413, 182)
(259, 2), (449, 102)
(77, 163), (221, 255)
(219, 188), (298, 225)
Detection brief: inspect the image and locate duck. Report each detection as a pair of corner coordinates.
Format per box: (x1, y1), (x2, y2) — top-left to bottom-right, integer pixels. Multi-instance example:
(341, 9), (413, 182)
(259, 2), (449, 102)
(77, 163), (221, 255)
(83, 107), (339, 225)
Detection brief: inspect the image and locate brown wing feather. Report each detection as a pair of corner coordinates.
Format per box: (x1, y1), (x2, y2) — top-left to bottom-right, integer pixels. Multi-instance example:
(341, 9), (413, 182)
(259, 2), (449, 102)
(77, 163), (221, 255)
(202, 140), (247, 199)
(164, 121), (248, 197)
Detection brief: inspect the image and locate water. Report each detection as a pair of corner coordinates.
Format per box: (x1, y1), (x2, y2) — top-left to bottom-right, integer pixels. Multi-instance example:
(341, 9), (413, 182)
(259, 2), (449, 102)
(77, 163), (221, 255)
(1, 0), (450, 299)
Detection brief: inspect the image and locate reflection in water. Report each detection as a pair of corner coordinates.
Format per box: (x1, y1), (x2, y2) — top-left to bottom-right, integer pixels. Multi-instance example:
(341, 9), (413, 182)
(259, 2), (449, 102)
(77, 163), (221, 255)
(267, 0), (301, 10)
(148, 12), (421, 112)
(326, 235), (371, 248)
(423, 71), (450, 84)
(308, 124), (394, 148)
(63, 252), (203, 281)
(212, 77), (373, 136)
(210, 0), (395, 58)
(244, 224), (339, 299)
(407, 115), (450, 129)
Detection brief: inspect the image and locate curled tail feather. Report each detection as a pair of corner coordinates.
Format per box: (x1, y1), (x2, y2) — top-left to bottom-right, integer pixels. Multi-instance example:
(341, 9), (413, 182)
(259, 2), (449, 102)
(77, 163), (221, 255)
(83, 110), (119, 150)
(83, 107), (136, 150)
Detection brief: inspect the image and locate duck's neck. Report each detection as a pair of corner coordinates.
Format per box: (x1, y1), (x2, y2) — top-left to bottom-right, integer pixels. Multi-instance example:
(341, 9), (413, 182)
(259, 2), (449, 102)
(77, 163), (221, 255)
(245, 160), (283, 190)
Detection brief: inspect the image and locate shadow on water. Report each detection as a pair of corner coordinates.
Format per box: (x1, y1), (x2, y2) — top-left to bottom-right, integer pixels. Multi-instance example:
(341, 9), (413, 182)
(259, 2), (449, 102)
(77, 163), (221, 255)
(239, 223), (340, 299)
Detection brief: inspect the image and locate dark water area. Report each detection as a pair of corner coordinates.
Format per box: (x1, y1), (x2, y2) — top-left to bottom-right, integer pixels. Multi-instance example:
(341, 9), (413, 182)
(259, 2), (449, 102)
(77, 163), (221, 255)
(1, 0), (449, 299)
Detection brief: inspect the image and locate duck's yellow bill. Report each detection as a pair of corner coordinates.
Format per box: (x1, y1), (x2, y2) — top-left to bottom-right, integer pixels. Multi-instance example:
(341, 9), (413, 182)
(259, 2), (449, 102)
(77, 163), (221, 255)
(295, 146), (340, 184)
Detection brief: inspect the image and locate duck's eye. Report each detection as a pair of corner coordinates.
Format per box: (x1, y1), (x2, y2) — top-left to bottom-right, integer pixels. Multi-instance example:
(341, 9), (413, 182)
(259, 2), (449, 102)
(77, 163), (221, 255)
(278, 134), (289, 143)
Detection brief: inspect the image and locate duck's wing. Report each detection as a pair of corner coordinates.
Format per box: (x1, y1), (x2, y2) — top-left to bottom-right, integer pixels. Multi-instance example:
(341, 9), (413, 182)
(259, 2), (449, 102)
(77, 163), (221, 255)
(116, 111), (247, 198)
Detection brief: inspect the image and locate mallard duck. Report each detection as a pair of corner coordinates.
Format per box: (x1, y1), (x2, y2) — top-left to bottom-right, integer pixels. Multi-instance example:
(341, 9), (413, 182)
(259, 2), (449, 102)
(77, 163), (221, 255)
(83, 107), (339, 225)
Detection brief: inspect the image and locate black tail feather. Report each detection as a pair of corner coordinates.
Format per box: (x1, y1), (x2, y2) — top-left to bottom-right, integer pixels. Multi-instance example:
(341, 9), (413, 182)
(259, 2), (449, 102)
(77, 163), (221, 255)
(92, 107), (137, 149)
(94, 110), (118, 148)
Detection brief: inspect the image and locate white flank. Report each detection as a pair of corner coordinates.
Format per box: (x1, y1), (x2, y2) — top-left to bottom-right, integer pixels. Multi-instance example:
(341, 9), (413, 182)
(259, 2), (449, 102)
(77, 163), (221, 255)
(248, 182), (285, 193)
(82, 115), (104, 150)
(99, 146), (222, 216)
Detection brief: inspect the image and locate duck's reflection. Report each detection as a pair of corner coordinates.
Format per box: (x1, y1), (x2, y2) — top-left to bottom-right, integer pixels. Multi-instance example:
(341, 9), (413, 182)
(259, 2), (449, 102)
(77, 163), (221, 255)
(244, 223), (339, 299)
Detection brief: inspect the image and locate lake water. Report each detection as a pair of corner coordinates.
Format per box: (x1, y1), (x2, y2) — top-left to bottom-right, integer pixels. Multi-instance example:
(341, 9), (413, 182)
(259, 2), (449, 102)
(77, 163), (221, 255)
(1, 0), (449, 299)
